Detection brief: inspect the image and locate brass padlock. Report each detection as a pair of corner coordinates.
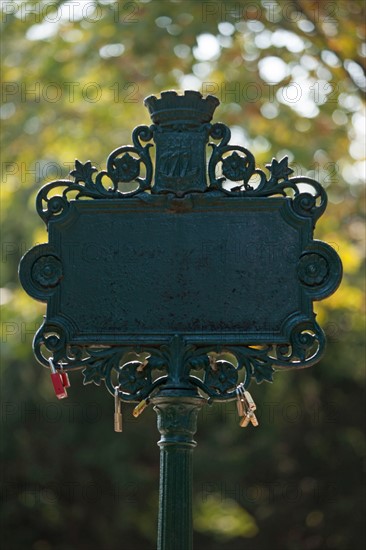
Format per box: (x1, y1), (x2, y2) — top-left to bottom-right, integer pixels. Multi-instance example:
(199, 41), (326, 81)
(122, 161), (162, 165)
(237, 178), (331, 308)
(236, 386), (245, 417)
(236, 384), (259, 428)
(133, 398), (150, 418)
(114, 388), (123, 432)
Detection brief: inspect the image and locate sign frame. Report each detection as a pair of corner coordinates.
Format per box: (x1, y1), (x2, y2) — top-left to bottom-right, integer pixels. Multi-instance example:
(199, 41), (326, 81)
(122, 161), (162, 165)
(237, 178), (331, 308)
(19, 91), (342, 402)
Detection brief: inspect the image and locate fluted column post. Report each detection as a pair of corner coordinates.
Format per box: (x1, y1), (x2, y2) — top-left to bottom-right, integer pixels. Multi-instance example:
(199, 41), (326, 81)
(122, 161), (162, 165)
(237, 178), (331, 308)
(153, 396), (205, 550)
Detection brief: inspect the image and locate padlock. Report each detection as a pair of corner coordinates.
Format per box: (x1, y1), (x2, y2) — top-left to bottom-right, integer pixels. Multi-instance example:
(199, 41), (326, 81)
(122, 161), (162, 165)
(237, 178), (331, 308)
(114, 388), (123, 432)
(243, 390), (256, 412)
(239, 413), (251, 428)
(133, 398), (150, 418)
(236, 388), (245, 417)
(249, 412), (259, 427)
(59, 365), (70, 388)
(49, 358), (68, 399)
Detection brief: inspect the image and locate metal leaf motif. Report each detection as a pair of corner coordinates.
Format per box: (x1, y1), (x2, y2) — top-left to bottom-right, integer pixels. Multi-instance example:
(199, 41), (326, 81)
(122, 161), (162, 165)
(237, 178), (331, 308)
(70, 160), (98, 186)
(266, 157), (294, 181)
(82, 365), (104, 386)
(204, 360), (238, 393)
(251, 361), (275, 384)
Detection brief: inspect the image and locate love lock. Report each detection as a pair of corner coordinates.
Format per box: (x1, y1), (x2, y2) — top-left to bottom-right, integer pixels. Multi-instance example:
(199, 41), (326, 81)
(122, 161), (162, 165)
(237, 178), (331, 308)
(236, 383), (259, 428)
(49, 357), (68, 399)
(59, 365), (70, 389)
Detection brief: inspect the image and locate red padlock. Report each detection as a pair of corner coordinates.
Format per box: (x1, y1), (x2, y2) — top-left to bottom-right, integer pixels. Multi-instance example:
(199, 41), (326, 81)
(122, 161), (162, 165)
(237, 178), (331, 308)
(49, 358), (68, 399)
(60, 366), (70, 389)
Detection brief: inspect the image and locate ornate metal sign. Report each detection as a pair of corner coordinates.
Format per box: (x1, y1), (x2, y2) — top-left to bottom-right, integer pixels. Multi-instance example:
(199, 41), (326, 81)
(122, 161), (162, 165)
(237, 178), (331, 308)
(19, 90), (341, 403)
(19, 90), (342, 550)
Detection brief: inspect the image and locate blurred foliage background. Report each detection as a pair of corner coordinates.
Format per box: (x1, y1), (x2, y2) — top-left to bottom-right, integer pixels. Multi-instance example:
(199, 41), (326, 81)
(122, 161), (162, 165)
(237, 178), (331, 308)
(1, 1), (365, 549)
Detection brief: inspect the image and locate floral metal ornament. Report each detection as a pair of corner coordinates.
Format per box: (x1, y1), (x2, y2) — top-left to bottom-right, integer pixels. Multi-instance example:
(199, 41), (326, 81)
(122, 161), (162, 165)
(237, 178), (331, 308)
(19, 90), (342, 405)
(31, 255), (62, 288)
(112, 153), (141, 182)
(222, 151), (252, 183)
(298, 253), (329, 286)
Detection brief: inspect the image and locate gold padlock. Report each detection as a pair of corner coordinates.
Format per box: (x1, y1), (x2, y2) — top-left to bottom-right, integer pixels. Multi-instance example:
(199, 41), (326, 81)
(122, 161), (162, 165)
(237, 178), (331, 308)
(236, 397), (245, 417)
(243, 390), (256, 412)
(114, 388), (123, 432)
(239, 413), (251, 428)
(250, 412), (259, 427)
(236, 384), (245, 417)
(133, 398), (150, 418)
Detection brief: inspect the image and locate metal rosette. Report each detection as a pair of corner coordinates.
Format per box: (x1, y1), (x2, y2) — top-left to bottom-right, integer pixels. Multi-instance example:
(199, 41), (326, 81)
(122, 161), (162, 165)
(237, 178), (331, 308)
(297, 241), (343, 300)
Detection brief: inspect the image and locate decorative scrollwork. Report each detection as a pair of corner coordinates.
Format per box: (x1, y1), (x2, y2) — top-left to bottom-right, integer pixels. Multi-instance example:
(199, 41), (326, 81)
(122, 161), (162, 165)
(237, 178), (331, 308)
(208, 123), (256, 191)
(36, 125), (154, 223)
(35, 92), (327, 227)
(208, 124), (327, 222)
(272, 321), (325, 368)
(203, 359), (238, 393)
(106, 125), (153, 191)
(34, 322), (325, 403)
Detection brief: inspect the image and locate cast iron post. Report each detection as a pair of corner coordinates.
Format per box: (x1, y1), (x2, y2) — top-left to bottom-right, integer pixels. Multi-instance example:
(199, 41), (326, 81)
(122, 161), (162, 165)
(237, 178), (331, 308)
(149, 334), (205, 549)
(154, 396), (204, 550)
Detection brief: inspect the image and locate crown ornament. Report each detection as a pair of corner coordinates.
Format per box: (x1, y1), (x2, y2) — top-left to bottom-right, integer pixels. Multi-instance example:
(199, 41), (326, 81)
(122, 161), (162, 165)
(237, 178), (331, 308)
(144, 90), (220, 125)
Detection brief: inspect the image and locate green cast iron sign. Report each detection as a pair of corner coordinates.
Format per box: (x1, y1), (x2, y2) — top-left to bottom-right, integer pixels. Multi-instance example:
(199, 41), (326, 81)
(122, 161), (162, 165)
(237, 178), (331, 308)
(19, 91), (342, 401)
(18, 90), (343, 550)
